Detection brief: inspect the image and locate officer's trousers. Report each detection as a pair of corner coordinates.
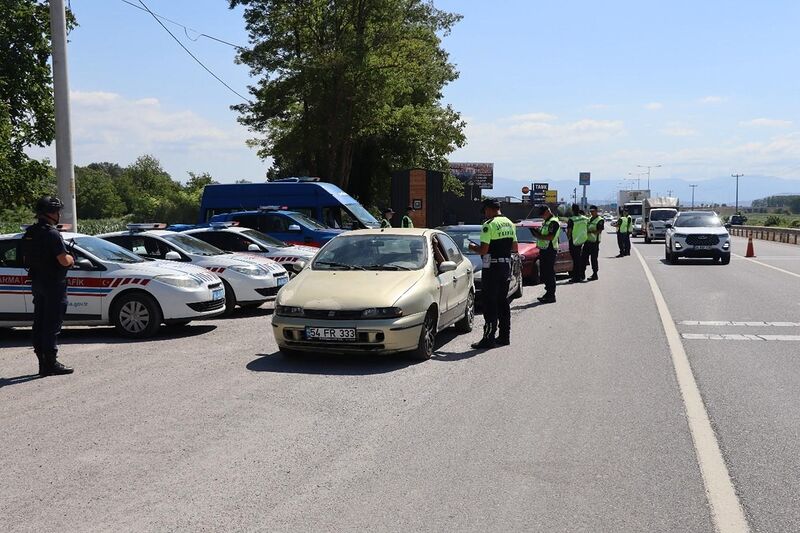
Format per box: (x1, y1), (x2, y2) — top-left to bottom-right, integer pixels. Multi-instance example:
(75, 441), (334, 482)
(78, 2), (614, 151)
(539, 247), (557, 297)
(31, 279), (68, 356)
(481, 265), (511, 342)
(617, 232), (631, 255)
(582, 241), (600, 275)
(569, 243), (585, 280)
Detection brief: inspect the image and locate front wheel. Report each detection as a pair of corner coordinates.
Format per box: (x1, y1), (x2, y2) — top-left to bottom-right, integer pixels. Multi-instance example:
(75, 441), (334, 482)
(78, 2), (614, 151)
(113, 292), (162, 338)
(409, 310), (437, 361)
(525, 263), (539, 285)
(455, 292), (475, 333)
(222, 280), (237, 315)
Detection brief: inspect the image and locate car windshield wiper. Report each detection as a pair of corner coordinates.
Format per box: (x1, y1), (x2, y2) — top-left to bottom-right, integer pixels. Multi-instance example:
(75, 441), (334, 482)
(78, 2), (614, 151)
(364, 264), (412, 271)
(315, 261), (365, 270)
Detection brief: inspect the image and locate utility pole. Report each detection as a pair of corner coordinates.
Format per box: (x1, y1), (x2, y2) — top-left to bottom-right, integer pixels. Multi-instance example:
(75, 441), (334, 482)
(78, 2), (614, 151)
(637, 164), (662, 190)
(50, 0), (77, 228)
(667, 189), (673, 197)
(690, 184), (698, 210)
(731, 173), (744, 214)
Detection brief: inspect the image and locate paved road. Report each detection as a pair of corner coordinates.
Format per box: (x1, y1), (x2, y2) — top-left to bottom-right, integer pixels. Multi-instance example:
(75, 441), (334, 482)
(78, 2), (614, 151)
(1, 233), (798, 532)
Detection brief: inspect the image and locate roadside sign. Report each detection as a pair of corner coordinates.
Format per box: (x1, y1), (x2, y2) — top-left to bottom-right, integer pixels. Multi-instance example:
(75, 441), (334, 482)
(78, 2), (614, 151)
(579, 172), (591, 186)
(545, 190), (558, 202)
(521, 186), (530, 194)
(450, 162), (494, 189)
(533, 182), (548, 203)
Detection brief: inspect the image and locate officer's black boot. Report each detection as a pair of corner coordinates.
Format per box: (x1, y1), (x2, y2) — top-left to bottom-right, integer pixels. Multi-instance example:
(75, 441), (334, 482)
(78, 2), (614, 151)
(471, 324), (497, 350)
(43, 352), (74, 375)
(35, 352), (47, 376)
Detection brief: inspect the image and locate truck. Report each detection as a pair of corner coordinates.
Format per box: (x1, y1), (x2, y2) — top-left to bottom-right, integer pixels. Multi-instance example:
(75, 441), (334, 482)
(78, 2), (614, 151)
(617, 189), (650, 220)
(642, 197), (679, 243)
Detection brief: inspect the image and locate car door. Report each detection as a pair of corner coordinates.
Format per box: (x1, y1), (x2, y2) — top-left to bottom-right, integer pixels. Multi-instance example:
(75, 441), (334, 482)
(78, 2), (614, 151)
(0, 238), (30, 321)
(63, 248), (105, 321)
(437, 233), (471, 318)
(555, 228), (573, 273)
(430, 236), (454, 324)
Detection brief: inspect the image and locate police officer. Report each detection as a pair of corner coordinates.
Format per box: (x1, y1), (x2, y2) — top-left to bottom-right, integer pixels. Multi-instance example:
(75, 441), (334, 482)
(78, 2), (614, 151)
(22, 196), (75, 376)
(380, 208), (395, 228)
(581, 205), (605, 281)
(530, 204), (561, 303)
(402, 206), (415, 228)
(615, 208), (633, 257)
(468, 199), (518, 349)
(567, 204), (589, 282)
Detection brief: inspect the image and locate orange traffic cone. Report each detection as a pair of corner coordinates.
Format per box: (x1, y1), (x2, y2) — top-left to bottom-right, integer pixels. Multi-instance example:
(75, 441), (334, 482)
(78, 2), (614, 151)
(745, 235), (756, 258)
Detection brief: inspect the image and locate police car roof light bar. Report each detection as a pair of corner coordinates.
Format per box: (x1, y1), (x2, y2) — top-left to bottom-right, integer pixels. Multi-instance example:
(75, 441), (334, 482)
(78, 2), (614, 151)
(258, 205), (289, 211)
(127, 223), (168, 232)
(209, 221), (240, 228)
(19, 223), (73, 232)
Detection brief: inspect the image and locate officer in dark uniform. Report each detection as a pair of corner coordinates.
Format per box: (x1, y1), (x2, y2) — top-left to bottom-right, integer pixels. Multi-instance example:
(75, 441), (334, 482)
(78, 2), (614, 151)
(530, 204), (561, 303)
(380, 208), (395, 228)
(22, 196), (75, 376)
(468, 199), (518, 349)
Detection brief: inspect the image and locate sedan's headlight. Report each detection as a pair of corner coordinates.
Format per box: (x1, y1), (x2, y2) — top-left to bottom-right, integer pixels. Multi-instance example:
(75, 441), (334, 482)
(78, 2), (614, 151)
(276, 305), (304, 317)
(361, 307), (404, 319)
(154, 274), (202, 289)
(673, 233), (687, 239)
(722, 241), (730, 249)
(229, 265), (267, 277)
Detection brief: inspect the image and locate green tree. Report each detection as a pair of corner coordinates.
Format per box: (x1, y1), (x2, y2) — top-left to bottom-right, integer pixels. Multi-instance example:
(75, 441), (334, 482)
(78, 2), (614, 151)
(0, 0), (74, 208)
(115, 155), (180, 219)
(230, 0), (465, 206)
(75, 165), (126, 219)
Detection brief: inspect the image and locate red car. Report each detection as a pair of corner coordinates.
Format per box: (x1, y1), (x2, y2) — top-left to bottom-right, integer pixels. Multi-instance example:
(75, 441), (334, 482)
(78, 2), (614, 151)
(515, 220), (575, 284)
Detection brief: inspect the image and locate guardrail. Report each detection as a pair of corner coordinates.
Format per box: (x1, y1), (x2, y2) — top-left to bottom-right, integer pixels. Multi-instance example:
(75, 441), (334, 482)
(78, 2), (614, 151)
(729, 225), (800, 245)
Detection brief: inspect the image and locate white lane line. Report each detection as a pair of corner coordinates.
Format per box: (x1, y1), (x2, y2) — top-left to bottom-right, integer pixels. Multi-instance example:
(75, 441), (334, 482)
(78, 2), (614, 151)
(733, 254), (800, 279)
(682, 333), (800, 341)
(635, 248), (750, 533)
(678, 321), (800, 327)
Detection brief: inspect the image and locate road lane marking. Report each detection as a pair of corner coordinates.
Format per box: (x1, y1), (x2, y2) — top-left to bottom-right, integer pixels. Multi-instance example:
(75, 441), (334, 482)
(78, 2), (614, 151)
(682, 333), (800, 341)
(635, 248), (750, 533)
(733, 254), (800, 279)
(678, 321), (800, 327)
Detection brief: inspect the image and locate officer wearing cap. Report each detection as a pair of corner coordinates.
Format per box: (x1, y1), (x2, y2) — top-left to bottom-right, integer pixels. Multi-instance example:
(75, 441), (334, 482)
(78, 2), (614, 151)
(468, 198), (518, 349)
(402, 206), (415, 228)
(615, 208), (633, 257)
(21, 196), (75, 376)
(380, 208), (395, 228)
(530, 204), (561, 303)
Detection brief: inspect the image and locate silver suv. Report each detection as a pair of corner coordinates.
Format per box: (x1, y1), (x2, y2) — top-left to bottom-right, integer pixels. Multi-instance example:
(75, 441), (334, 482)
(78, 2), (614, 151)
(665, 211), (731, 264)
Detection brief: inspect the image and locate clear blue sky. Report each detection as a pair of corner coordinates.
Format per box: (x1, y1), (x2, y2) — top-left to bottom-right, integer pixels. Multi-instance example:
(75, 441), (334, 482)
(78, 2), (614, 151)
(31, 0), (800, 198)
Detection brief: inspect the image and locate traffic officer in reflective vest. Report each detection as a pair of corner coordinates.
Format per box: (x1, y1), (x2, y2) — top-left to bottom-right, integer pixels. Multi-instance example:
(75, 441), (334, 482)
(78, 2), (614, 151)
(567, 203), (589, 282)
(581, 205), (605, 281)
(530, 204), (561, 303)
(402, 206), (415, 228)
(21, 196), (75, 376)
(468, 198), (518, 349)
(380, 208), (395, 228)
(615, 208), (633, 257)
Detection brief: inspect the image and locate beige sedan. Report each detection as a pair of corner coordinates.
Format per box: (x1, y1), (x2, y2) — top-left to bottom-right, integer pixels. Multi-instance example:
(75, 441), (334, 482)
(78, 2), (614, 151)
(272, 229), (475, 360)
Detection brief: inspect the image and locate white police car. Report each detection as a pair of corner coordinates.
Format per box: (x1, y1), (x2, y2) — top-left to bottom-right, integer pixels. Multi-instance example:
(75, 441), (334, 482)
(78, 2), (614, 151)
(183, 223), (317, 277)
(0, 231), (226, 338)
(99, 225), (289, 313)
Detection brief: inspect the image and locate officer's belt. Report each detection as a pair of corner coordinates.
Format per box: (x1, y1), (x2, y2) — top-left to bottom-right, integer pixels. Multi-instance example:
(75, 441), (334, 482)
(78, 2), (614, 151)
(489, 257), (511, 263)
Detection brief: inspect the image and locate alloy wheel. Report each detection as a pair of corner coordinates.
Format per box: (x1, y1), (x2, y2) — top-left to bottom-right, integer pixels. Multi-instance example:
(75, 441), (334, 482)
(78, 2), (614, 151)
(119, 301), (150, 333)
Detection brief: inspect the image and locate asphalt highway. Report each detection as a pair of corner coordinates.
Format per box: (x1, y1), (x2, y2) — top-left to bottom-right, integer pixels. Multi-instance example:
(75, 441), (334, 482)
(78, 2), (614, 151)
(1, 232), (798, 532)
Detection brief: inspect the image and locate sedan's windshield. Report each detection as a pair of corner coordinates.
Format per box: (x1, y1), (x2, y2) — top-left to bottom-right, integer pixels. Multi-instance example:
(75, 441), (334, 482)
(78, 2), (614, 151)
(651, 209), (678, 221)
(241, 229), (288, 248)
(674, 214), (723, 228)
(443, 229), (482, 253)
(313, 235), (427, 270)
(516, 227), (537, 244)
(161, 233), (224, 256)
(73, 236), (144, 264)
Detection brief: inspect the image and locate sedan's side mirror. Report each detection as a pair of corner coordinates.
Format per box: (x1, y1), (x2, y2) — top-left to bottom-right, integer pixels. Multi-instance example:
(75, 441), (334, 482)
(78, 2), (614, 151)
(439, 261), (457, 273)
(664, 223), (673, 229)
(724, 223), (731, 229)
(247, 243), (261, 252)
(72, 257), (95, 270)
(288, 224), (301, 232)
(164, 250), (182, 261)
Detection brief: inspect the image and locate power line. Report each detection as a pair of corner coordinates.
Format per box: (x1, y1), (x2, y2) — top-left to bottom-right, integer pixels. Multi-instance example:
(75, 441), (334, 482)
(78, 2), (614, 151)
(135, 0), (251, 104)
(120, 0), (243, 49)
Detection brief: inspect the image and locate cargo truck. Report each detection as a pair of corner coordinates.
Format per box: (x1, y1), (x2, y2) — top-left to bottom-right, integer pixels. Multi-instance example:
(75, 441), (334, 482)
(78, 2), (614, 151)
(643, 197), (679, 243)
(617, 189), (651, 220)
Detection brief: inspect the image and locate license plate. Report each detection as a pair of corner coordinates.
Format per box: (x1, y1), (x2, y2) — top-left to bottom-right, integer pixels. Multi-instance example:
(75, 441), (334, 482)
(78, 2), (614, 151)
(277, 276), (288, 287)
(212, 288), (224, 300)
(306, 327), (356, 341)
(694, 245), (712, 250)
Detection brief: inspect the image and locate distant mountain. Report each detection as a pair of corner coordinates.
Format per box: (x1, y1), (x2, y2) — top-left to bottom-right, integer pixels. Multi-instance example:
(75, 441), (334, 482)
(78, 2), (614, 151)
(489, 175), (800, 207)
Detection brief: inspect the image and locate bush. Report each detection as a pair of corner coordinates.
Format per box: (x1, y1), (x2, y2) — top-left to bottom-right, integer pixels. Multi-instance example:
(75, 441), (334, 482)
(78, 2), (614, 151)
(790, 219), (800, 229)
(78, 216), (134, 235)
(763, 215), (784, 227)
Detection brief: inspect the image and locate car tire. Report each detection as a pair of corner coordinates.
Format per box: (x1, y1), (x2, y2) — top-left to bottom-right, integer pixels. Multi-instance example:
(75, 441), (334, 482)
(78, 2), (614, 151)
(512, 273), (523, 300)
(455, 292), (475, 333)
(720, 253), (731, 265)
(665, 246), (673, 264)
(112, 292), (162, 338)
(409, 309), (437, 361)
(644, 236), (651, 244)
(222, 279), (237, 315)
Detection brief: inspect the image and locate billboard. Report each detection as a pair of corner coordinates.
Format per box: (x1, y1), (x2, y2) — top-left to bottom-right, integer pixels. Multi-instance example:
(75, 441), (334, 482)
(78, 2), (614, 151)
(532, 182), (548, 203)
(579, 172), (591, 186)
(450, 162), (494, 189)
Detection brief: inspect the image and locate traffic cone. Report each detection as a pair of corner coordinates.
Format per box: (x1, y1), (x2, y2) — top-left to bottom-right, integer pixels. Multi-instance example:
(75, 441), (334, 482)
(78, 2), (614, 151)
(745, 235), (756, 258)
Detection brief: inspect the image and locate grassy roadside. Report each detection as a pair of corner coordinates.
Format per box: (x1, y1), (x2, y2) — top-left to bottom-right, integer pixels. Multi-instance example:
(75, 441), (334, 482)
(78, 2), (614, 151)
(731, 213), (800, 229)
(0, 209), (132, 235)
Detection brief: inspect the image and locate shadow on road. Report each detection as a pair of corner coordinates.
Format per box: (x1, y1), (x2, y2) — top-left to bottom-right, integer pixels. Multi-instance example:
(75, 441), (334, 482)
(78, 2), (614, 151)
(0, 324), (217, 348)
(0, 373), (43, 390)
(213, 306), (274, 320)
(247, 351), (419, 375)
(658, 259), (721, 266)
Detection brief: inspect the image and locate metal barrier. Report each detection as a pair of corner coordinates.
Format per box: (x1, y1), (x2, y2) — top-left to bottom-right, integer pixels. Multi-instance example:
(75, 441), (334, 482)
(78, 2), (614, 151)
(729, 225), (800, 245)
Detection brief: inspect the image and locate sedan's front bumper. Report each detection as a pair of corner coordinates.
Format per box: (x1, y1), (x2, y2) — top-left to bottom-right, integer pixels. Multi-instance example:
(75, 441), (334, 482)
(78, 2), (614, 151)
(272, 311), (427, 354)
